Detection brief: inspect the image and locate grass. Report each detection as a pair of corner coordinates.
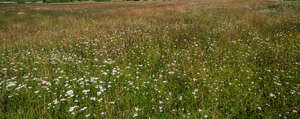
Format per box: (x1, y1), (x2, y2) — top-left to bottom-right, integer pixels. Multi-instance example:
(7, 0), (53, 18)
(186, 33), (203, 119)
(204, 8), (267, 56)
(0, 0), (300, 118)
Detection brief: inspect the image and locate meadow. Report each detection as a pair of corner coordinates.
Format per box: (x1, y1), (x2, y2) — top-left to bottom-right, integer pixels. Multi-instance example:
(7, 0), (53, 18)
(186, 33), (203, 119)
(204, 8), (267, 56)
(0, 0), (300, 118)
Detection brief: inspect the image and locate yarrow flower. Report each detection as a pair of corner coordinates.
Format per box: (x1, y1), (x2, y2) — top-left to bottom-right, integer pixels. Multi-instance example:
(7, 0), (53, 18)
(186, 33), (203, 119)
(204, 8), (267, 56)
(80, 107), (87, 112)
(66, 90), (74, 97)
(69, 106), (78, 112)
(133, 113), (138, 118)
(270, 93), (275, 98)
(90, 97), (96, 101)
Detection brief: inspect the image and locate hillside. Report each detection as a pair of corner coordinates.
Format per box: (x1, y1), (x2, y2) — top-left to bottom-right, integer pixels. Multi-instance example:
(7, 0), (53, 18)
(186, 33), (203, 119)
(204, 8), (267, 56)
(0, 0), (300, 118)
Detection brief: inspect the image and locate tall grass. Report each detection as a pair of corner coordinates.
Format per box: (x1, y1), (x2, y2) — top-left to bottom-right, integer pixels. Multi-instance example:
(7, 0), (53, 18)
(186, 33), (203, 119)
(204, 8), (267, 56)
(0, 0), (300, 118)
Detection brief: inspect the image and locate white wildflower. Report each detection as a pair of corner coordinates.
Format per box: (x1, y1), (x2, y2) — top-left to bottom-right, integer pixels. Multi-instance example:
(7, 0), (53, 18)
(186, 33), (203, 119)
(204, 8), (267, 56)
(133, 113), (138, 118)
(168, 72), (175, 74)
(179, 96), (182, 101)
(80, 107), (87, 112)
(135, 107), (140, 111)
(66, 90), (74, 97)
(53, 99), (58, 105)
(34, 90), (40, 94)
(257, 106), (262, 110)
(90, 97), (96, 101)
(270, 93), (275, 98)
(69, 106), (78, 112)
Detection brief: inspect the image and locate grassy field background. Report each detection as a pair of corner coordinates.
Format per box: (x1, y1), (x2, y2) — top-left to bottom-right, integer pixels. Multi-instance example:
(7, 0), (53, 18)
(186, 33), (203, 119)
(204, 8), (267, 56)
(0, 0), (300, 118)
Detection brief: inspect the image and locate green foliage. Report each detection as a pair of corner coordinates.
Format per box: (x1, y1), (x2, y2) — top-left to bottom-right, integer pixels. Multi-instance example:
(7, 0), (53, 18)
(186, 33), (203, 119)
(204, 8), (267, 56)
(0, 1), (300, 119)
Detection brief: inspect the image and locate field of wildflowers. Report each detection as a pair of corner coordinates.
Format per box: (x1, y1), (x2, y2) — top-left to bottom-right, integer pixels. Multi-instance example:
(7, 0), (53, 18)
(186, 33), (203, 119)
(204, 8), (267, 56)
(0, 0), (300, 118)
